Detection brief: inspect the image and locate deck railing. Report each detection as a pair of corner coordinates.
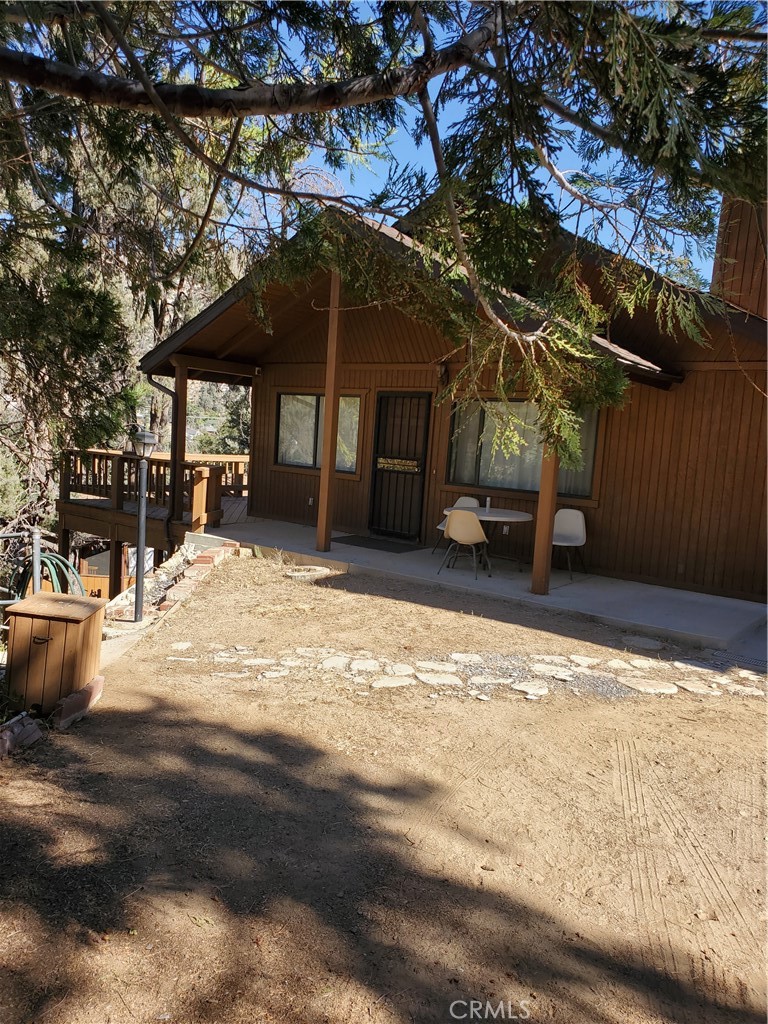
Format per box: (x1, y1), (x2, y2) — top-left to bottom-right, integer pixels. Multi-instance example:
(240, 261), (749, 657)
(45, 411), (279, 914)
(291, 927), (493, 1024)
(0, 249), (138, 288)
(64, 449), (114, 499)
(59, 449), (245, 531)
(182, 454), (249, 496)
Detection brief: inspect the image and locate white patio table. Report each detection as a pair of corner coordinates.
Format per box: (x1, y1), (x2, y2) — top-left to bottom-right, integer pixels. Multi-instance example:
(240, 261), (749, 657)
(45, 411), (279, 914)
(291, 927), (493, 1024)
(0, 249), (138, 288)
(442, 505), (533, 525)
(440, 505), (533, 571)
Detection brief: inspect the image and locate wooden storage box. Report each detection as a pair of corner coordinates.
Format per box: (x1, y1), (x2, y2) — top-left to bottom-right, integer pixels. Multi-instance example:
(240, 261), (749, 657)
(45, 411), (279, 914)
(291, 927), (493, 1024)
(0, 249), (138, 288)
(4, 593), (107, 715)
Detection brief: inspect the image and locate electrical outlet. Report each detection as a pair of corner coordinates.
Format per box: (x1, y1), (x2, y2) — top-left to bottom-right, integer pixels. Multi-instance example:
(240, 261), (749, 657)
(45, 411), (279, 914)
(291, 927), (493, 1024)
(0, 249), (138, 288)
(502, 524), (509, 535)
(308, 496), (314, 506)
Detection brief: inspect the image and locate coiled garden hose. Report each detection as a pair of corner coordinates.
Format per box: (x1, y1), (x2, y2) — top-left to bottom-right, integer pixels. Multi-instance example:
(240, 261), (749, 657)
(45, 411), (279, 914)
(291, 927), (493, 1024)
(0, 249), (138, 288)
(8, 552), (86, 599)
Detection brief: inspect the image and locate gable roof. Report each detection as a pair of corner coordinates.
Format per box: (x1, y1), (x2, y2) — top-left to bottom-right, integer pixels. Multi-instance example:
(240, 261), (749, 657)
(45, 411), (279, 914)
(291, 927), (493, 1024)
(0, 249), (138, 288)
(140, 213), (765, 385)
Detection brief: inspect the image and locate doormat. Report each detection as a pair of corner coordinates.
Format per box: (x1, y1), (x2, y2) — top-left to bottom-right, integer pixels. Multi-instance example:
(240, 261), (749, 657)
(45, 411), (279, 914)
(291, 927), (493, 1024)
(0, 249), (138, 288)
(334, 535), (425, 555)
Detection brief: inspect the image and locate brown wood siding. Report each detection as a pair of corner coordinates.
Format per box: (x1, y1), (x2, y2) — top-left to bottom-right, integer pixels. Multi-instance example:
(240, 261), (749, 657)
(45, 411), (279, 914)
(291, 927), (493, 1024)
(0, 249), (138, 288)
(241, 282), (766, 600)
(579, 251), (766, 370)
(584, 369), (766, 600)
(250, 358), (766, 600)
(249, 360), (439, 536)
(712, 200), (767, 319)
(428, 369), (767, 599)
(164, 265), (765, 379)
(257, 297), (453, 366)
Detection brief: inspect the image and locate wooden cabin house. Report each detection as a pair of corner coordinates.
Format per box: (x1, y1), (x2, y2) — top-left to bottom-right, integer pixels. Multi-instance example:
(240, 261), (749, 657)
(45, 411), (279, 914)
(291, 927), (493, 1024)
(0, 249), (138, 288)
(57, 204), (764, 602)
(132, 206), (767, 603)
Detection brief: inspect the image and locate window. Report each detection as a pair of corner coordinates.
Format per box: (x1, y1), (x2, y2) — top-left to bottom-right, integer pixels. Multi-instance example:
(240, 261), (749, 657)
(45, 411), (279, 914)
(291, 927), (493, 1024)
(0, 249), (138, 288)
(276, 394), (361, 473)
(449, 400), (598, 497)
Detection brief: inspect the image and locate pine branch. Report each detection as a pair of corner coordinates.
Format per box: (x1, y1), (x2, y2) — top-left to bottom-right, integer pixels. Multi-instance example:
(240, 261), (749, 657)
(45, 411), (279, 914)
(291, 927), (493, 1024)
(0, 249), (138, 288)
(0, 12), (499, 116)
(1, 2), (98, 27)
(699, 27), (767, 42)
(160, 117), (244, 283)
(418, 82), (538, 358)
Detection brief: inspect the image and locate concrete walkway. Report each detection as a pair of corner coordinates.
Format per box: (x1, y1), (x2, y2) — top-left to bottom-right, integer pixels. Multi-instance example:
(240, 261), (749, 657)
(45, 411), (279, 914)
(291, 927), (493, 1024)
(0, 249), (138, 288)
(201, 516), (766, 659)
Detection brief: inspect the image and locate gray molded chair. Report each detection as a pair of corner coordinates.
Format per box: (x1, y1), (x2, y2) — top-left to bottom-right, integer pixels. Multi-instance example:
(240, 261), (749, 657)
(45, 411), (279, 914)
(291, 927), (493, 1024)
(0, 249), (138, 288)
(431, 495), (480, 553)
(437, 509), (491, 579)
(552, 508), (587, 579)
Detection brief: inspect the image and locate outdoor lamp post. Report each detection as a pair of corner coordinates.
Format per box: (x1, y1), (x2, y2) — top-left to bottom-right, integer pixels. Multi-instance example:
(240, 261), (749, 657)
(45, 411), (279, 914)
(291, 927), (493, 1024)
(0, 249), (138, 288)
(128, 428), (157, 622)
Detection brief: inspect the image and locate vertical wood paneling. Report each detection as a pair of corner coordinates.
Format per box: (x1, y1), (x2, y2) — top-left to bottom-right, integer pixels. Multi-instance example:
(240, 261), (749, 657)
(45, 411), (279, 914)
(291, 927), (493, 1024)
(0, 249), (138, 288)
(276, 365), (762, 597)
(270, 300), (451, 365)
(45, 620), (68, 704)
(643, 388), (669, 576)
(624, 380), (650, 573)
(710, 369), (737, 591)
(599, 400), (626, 574)
(246, 321), (765, 599)
(702, 372), (730, 588)
(712, 199), (767, 318)
(588, 371), (766, 599)
(679, 372), (706, 584)
(6, 602), (105, 713)
(251, 363), (437, 536)
(735, 377), (765, 594)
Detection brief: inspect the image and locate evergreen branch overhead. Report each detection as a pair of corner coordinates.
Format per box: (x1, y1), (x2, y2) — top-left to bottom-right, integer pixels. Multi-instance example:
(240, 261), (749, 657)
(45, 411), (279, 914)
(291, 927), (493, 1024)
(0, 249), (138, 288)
(0, 11), (501, 115)
(0, 0), (764, 498)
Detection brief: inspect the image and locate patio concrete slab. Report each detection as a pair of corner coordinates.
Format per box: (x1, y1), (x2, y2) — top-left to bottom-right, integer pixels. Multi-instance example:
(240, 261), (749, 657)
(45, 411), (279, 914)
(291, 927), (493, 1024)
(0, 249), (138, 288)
(200, 517), (766, 655)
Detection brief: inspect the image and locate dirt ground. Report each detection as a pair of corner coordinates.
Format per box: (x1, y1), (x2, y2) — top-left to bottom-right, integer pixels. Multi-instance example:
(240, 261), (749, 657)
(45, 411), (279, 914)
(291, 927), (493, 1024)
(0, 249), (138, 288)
(0, 556), (765, 1024)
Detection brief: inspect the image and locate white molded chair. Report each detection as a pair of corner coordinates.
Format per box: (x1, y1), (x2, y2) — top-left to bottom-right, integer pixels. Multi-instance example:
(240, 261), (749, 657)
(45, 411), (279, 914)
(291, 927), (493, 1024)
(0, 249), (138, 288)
(552, 508), (587, 579)
(437, 509), (491, 579)
(431, 495), (480, 553)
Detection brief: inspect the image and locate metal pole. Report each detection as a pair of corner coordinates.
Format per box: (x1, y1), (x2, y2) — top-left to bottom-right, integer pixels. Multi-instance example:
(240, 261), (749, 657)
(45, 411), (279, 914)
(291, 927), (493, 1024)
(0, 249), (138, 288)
(135, 458), (147, 622)
(146, 373), (176, 548)
(31, 526), (41, 594)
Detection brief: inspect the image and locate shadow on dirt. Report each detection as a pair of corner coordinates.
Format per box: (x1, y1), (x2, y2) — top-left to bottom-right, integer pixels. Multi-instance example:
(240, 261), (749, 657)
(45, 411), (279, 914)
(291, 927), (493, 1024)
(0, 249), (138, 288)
(1, 697), (761, 1024)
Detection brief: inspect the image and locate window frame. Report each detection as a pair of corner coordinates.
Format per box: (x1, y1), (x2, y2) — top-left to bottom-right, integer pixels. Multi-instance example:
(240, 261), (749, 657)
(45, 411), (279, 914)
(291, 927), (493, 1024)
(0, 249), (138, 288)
(273, 390), (364, 478)
(445, 398), (602, 503)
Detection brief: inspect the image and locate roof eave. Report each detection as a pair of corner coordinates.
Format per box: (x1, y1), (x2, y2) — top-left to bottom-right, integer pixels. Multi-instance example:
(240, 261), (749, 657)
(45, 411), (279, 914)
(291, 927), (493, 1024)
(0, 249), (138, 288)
(624, 361), (684, 389)
(139, 277), (251, 376)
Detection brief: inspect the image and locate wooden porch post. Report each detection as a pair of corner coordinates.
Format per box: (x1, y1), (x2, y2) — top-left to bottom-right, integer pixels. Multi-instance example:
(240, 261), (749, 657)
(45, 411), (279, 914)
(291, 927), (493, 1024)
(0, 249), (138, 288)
(530, 446), (560, 595)
(58, 452), (72, 561)
(247, 373), (259, 517)
(206, 465), (224, 527)
(316, 272), (342, 552)
(59, 451), (71, 502)
(108, 530), (124, 600)
(110, 454), (124, 511)
(170, 361), (188, 522)
(190, 466), (209, 532)
(58, 527), (70, 560)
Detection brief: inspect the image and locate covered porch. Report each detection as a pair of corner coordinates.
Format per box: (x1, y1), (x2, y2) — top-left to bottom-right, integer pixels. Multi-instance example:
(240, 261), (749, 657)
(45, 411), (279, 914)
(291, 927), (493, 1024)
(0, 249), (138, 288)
(202, 516), (766, 657)
(135, 222), (766, 605)
(140, 270), (587, 597)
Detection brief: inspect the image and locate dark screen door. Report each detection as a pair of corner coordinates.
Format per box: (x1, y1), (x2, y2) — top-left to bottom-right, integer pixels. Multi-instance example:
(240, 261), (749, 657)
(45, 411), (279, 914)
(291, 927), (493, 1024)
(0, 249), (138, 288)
(369, 393), (431, 539)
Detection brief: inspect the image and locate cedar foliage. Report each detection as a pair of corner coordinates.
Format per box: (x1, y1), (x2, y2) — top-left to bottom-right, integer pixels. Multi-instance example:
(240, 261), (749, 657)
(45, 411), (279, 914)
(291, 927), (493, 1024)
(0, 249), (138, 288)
(0, 1), (764, 484)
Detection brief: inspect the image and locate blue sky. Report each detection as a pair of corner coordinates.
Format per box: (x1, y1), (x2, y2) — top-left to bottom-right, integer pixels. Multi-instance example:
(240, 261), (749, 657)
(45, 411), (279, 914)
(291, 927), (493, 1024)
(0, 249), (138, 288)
(329, 98), (717, 288)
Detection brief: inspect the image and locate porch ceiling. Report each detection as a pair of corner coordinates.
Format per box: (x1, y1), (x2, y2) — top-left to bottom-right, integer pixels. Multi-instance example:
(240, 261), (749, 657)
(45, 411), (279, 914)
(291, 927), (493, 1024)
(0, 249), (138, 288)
(141, 273), (331, 382)
(141, 264), (681, 386)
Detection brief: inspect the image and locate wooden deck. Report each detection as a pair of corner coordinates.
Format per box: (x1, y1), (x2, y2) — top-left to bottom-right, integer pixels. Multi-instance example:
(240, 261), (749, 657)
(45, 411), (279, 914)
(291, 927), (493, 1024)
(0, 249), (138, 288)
(62, 496), (178, 521)
(57, 449), (250, 556)
(57, 494), (250, 546)
(59, 494), (248, 524)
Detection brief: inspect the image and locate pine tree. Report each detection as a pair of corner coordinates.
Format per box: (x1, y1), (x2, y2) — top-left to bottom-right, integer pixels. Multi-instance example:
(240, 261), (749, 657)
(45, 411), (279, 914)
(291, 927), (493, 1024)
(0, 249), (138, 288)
(0, 2), (764, 469)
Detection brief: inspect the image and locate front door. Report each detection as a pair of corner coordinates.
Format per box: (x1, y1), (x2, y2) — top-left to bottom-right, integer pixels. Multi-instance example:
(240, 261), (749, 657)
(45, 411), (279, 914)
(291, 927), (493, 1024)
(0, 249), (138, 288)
(369, 392), (431, 540)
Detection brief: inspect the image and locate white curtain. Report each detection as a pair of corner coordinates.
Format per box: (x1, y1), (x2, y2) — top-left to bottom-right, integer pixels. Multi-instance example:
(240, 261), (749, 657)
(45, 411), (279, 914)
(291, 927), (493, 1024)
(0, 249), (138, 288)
(449, 401), (598, 497)
(277, 394), (318, 467)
